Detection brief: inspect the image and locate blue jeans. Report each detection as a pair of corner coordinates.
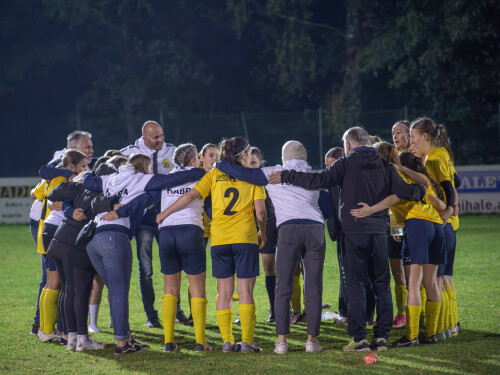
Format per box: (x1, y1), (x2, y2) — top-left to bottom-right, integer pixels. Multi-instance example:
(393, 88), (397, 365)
(87, 230), (132, 340)
(135, 226), (159, 320)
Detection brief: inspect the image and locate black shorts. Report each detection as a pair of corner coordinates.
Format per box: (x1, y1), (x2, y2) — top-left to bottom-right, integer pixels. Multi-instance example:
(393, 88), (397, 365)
(42, 224), (58, 271)
(442, 223), (456, 276)
(159, 225), (206, 275)
(403, 219), (445, 267)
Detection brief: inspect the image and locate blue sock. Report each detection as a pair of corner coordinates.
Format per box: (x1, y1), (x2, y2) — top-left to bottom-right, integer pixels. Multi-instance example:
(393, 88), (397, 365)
(265, 276), (276, 315)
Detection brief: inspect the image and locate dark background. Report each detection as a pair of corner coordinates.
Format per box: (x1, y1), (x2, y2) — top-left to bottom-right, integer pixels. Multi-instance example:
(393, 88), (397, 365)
(1, 0), (499, 175)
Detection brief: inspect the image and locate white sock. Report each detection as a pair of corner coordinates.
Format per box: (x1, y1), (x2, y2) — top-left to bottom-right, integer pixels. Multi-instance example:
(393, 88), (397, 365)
(89, 304), (100, 328)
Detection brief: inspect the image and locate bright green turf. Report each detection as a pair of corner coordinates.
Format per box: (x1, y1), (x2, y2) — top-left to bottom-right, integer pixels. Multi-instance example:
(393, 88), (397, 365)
(0, 215), (499, 374)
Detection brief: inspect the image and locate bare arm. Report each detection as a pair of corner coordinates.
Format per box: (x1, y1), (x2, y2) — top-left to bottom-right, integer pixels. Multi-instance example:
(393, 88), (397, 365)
(428, 194), (446, 212)
(350, 194), (400, 218)
(254, 198), (267, 249)
(156, 188), (202, 224)
(395, 164), (430, 188)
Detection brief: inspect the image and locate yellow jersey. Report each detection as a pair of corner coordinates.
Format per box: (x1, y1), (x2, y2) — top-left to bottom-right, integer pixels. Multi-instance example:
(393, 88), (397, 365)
(425, 147), (459, 230)
(35, 176), (67, 254)
(194, 168), (266, 246)
(203, 212), (211, 238)
(390, 173), (443, 225)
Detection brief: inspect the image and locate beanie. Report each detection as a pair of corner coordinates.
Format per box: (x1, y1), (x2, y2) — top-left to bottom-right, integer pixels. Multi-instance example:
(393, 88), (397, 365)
(282, 141), (307, 163)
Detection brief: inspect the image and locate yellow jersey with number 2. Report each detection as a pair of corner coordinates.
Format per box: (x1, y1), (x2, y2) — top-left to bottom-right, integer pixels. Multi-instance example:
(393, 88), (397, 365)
(194, 168), (266, 246)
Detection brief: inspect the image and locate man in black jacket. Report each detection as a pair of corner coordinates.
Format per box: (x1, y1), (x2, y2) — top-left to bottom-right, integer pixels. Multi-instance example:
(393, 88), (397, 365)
(268, 127), (426, 351)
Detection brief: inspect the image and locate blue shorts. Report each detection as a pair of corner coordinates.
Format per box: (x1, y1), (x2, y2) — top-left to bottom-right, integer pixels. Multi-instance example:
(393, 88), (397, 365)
(159, 225), (206, 275)
(211, 243), (260, 279)
(442, 223), (456, 276)
(260, 220), (277, 254)
(403, 219), (446, 266)
(42, 224), (58, 271)
(388, 235), (403, 259)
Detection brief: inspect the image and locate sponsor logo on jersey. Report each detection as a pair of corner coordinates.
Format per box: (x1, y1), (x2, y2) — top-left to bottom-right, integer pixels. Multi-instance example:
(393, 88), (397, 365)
(216, 173), (236, 182)
(166, 187), (191, 195)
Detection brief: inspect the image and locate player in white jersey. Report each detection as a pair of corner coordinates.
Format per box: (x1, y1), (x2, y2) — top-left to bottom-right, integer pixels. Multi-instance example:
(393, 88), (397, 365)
(156, 144), (211, 352)
(120, 121), (188, 327)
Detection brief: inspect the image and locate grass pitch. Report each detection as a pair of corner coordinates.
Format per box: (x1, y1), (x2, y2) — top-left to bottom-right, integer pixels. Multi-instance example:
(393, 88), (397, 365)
(0, 215), (499, 374)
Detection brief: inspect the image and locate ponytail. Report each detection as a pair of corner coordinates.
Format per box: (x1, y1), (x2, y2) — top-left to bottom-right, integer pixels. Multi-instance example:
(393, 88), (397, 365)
(374, 141), (400, 165)
(218, 137), (249, 167)
(399, 151), (444, 201)
(411, 117), (454, 162)
(174, 143), (198, 169)
(436, 124), (454, 162)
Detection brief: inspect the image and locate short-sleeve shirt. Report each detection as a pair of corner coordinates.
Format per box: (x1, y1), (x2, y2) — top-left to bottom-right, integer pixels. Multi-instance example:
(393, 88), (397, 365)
(425, 147), (459, 230)
(194, 168), (266, 246)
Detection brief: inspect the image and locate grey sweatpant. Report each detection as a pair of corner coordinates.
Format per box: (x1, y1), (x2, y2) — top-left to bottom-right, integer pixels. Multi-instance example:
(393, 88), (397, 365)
(275, 223), (326, 336)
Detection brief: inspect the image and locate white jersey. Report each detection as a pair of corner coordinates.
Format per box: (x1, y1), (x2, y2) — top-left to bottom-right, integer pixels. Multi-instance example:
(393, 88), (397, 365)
(262, 160), (323, 227)
(159, 167), (204, 230)
(96, 166), (154, 229)
(30, 200), (43, 221)
(121, 138), (176, 174)
(45, 208), (65, 226)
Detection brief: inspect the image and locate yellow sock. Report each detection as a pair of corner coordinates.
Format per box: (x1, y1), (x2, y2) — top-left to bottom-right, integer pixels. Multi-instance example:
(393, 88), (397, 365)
(436, 292), (447, 334)
(443, 291), (450, 332)
(444, 284), (455, 328)
(191, 297), (208, 347)
(291, 276), (301, 312)
(162, 294), (178, 344)
(44, 289), (60, 334)
(424, 300), (441, 338)
(452, 289), (458, 327)
(239, 304), (256, 345)
(420, 285), (427, 324)
(39, 288), (47, 333)
(405, 305), (421, 340)
(216, 309), (234, 345)
(395, 284), (407, 316)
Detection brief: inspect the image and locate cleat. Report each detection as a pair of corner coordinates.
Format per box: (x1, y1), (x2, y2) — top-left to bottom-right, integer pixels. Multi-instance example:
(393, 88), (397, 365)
(267, 310), (275, 323)
(76, 334), (105, 351)
(370, 338), (388, 351)
(436, 331), (446, 342)
(419, 334), (438, 344)
(176, 310), (193, 326)
(163, 343), (179, 352)
(130, 336), (150, 350)
(234, 316), (241, 324)
(296, 312), (307, 323)
(66, 332), (77, 350)
(305, 339), (322, 353)
(450, 326), (458, 338)
(392, 315), (406, 329)
(391, 336), (419, 347)
(195, 342), (213, 352)
(457, 322), (462, 333)
(30, 324), (39, 336)
(322, 311), (340, 321)
(344, 339), (370, 352)
(115, 342), (140, 355)
(222, 342), (235, 352)
(322, 304), (332, 309)
(240, 342), (262, 353)
(88, 325), (101, 333)
(290, 311), (301, 324)
(274, 341), (288, 354)
(147, 317), (163, 329)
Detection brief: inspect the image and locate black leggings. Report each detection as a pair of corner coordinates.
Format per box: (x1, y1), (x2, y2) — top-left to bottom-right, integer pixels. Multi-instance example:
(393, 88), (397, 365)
(62, 262), (95, 335)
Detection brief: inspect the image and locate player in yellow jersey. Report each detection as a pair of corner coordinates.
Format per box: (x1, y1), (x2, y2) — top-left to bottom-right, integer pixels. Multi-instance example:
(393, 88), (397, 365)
(157, 137), (267, 353)
(351, 151), (447, 347)
(410, 118), (460, 339)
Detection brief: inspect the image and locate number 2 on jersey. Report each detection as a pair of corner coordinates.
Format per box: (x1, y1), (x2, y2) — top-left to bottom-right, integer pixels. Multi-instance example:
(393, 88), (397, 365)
(223, 187), (239, 216)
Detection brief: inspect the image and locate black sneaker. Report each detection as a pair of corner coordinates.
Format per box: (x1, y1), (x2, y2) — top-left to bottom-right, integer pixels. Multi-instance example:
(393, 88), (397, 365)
(147, 317), (163, 329)
(115, 342), (141, 355)
(391, 336), (419, 347)
(419, 334), (438, 344)
(59, 337), (68, 346)
(130, 336), (150, 350)
(30, 324), (39, 336)
(267, 310), (275, 323)
(176, 310), (193, 326)
(370, 338), (388, 351)
(322, 304), (332, 309)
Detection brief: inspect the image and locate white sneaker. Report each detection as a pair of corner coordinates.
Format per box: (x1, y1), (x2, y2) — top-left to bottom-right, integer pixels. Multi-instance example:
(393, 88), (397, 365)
(38, 330), (60, 342)
(321, 311), (341, 321)
(305, 339), (322, 353)
(66, 332), (77, 350)
(274, 341), (289, 354)
(334, 316), (348, 324)
(76, 334), (106, 351)
(88, 325), (101, 333)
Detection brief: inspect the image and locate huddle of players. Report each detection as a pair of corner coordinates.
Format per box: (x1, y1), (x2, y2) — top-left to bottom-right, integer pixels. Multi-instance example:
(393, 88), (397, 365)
(29, 116), (459, 354)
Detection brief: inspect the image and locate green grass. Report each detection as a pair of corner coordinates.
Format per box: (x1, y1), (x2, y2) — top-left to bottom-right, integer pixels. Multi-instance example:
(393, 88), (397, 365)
(0, 215), (499, 374)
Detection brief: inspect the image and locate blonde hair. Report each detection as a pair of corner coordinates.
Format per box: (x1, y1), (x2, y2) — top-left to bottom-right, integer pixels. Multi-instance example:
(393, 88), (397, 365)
(127, 153), (151, 173)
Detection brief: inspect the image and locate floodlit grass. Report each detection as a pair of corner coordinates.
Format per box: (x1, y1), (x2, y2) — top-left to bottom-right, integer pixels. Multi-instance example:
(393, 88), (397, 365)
(0, 215), (499, 374)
